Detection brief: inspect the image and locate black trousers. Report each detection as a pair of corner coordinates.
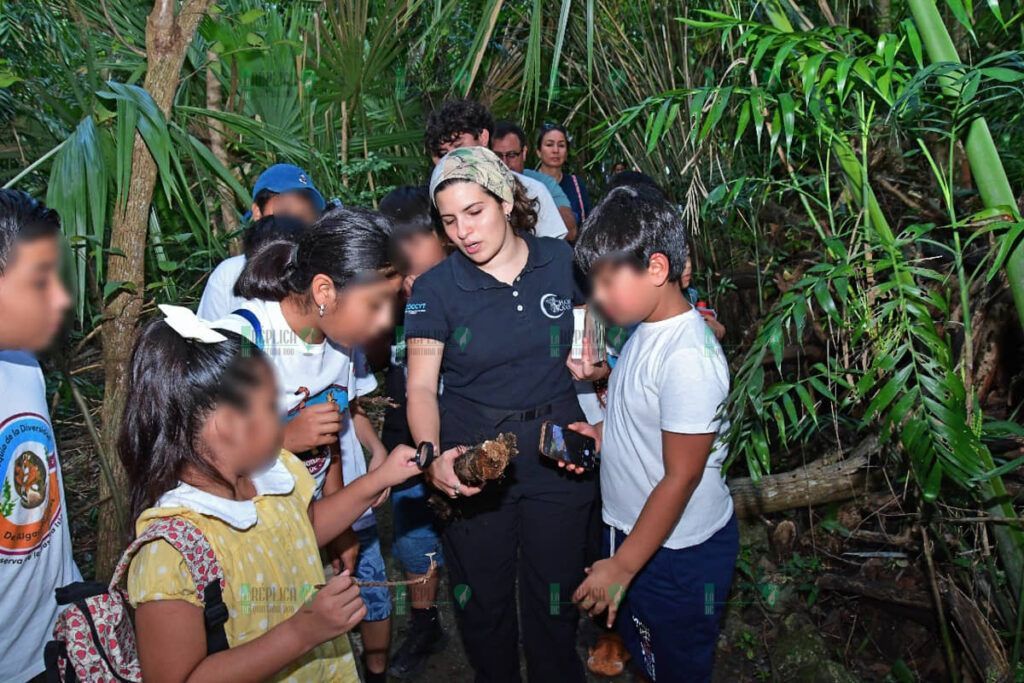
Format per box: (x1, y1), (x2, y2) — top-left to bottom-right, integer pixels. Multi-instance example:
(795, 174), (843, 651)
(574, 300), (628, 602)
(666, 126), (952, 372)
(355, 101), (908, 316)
(439, 392), (598, 683)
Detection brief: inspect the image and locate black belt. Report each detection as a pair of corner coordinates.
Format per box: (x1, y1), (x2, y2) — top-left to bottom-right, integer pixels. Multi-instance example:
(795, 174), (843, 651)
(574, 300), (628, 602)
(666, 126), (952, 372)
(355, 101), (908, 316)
(444, 392), (575, 428)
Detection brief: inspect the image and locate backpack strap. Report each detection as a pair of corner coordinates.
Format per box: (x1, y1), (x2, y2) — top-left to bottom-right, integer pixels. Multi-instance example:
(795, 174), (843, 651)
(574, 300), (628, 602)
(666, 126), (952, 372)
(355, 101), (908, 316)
(570, 174), (587, 221)
(231, 308), (264, 351)
(110, 517), (230, 655)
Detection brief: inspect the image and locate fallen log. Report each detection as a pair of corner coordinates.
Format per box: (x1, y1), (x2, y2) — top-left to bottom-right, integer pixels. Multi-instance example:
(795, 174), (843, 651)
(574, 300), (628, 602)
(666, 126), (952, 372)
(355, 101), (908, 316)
(729, 435), (879, 518)
(815, 573), (931, 611)
(941, 578), (1010, 683)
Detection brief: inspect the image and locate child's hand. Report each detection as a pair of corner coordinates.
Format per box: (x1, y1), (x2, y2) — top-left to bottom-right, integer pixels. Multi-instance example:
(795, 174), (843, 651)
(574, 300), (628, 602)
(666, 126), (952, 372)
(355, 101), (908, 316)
(292, 571), (366, 645)
(567, 421), (603, 453)
(566, 335), (611, 382)
(426, 445), (482, 498)
(372, 444), (421, 488)
(701, 312), (726, 341)
(367, 447), (390, 508)
(573, 556), (635, 628)
(556, 421), (602, 476)
(329, 528), (360, 575)
(284, 403), (343, 454)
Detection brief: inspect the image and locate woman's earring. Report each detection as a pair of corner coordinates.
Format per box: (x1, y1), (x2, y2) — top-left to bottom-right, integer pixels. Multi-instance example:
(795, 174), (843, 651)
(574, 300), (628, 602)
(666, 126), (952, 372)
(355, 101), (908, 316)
(318, 302), (326, 317)
(505, 213), (512, 222)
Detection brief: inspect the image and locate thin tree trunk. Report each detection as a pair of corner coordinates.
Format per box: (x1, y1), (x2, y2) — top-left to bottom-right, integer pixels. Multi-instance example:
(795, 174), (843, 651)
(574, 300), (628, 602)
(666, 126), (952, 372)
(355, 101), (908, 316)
(876, 0), (892, 35)
(96, 0), (212, 579)
(205, 49), (241, 252)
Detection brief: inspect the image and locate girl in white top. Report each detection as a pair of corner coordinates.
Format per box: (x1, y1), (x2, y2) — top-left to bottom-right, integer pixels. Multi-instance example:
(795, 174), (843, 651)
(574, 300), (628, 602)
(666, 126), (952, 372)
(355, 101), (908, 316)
(215, 206), (400, 502)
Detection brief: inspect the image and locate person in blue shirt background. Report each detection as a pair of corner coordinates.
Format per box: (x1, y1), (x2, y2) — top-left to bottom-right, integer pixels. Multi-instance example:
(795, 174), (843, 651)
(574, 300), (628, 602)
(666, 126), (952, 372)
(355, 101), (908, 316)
(492, 120), (578, 239)
(404, 146), (596, 682)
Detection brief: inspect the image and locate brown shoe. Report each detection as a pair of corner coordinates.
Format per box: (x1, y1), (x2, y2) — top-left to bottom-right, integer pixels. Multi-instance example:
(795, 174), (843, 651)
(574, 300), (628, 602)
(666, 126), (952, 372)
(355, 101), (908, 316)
(587, 632), (631, 677)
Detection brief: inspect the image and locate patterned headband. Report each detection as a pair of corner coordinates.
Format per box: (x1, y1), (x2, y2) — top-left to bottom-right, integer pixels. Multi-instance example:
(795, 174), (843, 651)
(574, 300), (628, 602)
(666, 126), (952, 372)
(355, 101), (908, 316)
(429, 146), (516, 206)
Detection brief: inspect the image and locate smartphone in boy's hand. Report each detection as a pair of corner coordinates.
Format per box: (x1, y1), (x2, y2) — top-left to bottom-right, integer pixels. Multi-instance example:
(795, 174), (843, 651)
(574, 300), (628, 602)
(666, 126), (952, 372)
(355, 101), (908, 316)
(539, 421), (599, 471)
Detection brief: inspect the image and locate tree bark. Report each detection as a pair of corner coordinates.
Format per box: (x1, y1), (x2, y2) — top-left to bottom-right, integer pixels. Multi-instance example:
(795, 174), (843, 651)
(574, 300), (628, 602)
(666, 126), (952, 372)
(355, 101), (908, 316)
(730, 435), (879, 518)
(96, 0), (212, 579)
(205, 49), (241, 251)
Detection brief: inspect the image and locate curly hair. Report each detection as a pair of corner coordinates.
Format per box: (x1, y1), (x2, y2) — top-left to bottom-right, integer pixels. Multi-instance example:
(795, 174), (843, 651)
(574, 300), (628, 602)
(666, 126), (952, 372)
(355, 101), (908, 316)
(433, 177), (538, 236)
(425, 99), (494, 158)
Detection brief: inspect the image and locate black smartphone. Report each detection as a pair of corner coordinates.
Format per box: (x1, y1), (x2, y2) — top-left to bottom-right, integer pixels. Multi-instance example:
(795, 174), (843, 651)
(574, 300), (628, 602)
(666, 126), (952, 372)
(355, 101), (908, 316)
(539, 421), (599, 470)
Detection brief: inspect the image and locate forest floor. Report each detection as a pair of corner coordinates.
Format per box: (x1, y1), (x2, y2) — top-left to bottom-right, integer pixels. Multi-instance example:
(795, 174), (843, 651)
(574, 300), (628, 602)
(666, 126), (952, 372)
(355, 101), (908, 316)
(57, 394), (945, 682)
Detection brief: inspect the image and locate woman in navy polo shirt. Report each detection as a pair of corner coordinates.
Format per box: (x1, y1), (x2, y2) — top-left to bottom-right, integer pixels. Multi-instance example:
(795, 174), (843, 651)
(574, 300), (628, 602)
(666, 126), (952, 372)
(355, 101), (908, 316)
(405, 146), (596, 682)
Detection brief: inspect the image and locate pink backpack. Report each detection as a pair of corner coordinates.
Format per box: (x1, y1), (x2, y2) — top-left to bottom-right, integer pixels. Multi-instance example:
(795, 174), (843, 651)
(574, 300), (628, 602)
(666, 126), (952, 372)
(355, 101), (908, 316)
(44, 517), (229, 682)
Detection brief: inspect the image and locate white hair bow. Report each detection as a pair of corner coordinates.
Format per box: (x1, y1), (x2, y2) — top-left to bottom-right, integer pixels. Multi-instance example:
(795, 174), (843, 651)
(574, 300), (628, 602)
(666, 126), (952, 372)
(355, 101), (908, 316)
(159, 304), (228, 343)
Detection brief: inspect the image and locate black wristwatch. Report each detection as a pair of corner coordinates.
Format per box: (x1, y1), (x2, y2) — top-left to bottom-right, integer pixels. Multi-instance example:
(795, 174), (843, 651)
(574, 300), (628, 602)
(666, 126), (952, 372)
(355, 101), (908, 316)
(415, 441), (436, 469)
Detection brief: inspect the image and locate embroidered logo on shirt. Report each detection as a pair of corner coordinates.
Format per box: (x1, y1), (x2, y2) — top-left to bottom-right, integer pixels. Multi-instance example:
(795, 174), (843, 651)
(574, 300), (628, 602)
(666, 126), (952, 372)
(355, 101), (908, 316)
(0, 412), (63, 556)
(539, 293), (572, 319)
(405, 302), (427, 316)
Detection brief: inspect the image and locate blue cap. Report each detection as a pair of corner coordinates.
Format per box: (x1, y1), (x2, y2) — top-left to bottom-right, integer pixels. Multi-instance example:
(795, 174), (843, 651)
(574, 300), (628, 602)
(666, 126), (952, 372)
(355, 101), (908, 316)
(251, 163), (326, 213)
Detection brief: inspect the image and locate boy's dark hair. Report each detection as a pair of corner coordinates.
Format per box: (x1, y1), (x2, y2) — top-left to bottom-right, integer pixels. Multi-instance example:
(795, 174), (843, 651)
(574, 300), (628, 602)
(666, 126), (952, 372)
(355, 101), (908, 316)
(253, 189), (278, 212)
(493, 120), (527, 148)
(235, 206), (396, 301)
(0, 189), (61, 275)
(379, 186), (436, 239)
(424, 99), (494, 158)
(606, 171), (669, 201)
(241, 214), (308, 259)
(119, 321), (271, 521)
(575, 184), (688, 280)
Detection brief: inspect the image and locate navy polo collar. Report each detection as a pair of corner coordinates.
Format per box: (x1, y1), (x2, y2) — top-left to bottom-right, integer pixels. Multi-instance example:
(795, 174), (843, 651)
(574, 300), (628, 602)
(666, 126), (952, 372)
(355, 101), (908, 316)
(451, 232), (555, 291)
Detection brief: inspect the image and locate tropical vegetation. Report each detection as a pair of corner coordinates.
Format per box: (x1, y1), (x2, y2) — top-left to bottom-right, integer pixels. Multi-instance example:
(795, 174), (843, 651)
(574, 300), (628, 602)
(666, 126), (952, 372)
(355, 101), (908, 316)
(3, 0), (1024, 678)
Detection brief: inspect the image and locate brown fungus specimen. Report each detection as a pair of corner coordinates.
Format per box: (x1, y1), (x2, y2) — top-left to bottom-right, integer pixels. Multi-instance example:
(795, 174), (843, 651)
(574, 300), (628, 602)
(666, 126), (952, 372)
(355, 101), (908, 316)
(452, 433), (519, 486)
(429, 433), (518, 520)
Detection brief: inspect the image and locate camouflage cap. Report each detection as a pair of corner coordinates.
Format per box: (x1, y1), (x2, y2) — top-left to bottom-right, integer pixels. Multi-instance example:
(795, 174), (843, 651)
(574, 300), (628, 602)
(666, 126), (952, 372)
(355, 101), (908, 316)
(429, 146), (516, 206)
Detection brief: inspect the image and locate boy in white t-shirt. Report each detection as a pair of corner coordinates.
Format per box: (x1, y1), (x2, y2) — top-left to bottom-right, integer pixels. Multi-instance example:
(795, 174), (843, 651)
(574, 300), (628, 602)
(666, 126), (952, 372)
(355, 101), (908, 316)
(0, 190), (81, 681)
(196, 162), (323, 320)
(568, 185), (738, 683)
(197, 214), (309, 321)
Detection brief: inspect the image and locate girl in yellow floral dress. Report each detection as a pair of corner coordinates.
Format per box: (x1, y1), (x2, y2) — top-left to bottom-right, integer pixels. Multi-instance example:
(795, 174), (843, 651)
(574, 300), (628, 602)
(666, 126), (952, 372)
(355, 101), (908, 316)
(121, 305), (420, 682)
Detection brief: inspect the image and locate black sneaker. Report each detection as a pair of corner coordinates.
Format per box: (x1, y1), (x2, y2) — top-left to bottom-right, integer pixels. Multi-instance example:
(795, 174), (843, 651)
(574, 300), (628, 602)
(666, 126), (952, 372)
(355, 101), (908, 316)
(388, 608), (447, 679)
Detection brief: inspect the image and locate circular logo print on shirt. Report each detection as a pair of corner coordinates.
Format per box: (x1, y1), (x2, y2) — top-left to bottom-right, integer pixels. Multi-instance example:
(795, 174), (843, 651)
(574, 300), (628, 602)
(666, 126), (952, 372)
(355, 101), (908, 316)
(0, 412), (62, 556)
(539, 293), (572, 319)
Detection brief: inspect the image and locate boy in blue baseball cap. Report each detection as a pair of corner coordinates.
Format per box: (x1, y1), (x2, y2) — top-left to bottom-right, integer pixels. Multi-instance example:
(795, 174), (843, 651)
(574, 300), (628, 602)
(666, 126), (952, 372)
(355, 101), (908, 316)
(249, 163), (326, 224)
(198, 163), (326, 320)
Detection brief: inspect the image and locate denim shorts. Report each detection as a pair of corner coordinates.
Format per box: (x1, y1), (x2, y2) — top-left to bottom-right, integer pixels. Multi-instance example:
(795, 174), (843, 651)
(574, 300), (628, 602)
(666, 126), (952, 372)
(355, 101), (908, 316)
(355, 524), (392, 621)
(390, 478), (444, 575)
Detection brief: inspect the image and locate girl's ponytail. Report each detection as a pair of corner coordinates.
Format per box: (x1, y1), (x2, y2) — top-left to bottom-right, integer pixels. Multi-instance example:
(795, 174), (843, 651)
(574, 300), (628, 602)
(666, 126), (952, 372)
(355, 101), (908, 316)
(234, 238), (301, 301)
(234, 206), (395, 304)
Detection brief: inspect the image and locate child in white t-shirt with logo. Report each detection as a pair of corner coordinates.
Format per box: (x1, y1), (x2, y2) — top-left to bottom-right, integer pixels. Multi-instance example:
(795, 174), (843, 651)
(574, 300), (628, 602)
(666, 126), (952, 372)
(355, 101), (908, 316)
(0, 190), (81, 681)
(567, 184), (738, 683)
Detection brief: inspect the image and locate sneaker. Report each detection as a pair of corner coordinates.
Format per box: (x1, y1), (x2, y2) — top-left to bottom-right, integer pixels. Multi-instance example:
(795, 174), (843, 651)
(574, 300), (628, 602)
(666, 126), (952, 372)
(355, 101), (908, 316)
(388, 609), (447, 679)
